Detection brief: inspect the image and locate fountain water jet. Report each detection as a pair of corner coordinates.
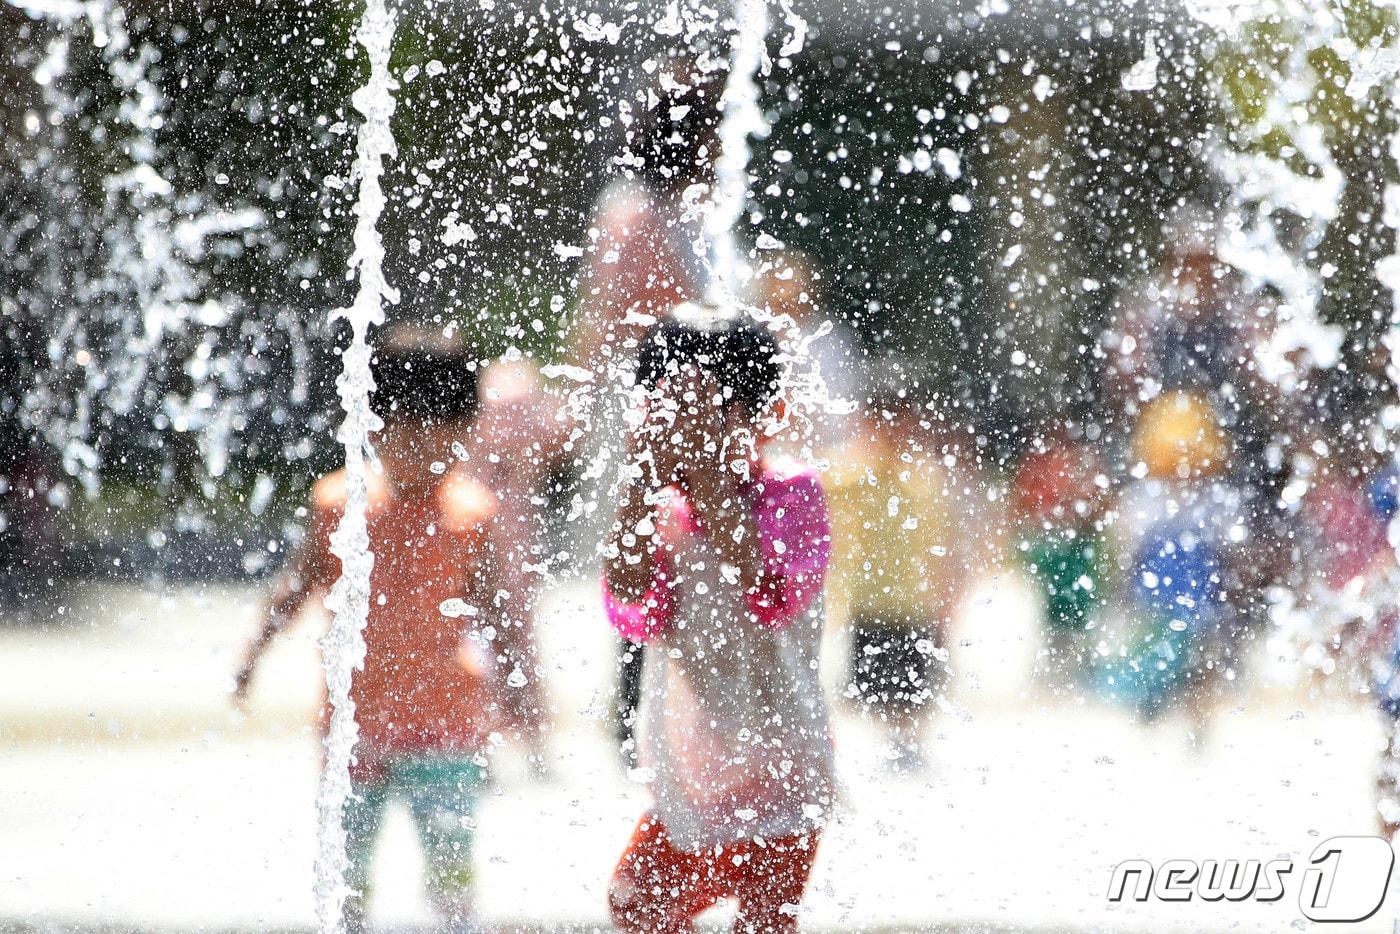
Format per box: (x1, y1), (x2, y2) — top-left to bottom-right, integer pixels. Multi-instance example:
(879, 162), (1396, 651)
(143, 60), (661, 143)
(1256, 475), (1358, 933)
(705, 0), (772, 306)
(691, 0), (857, 459)
(1187, 0), (1344, 388)
(314, 0), (398, 930)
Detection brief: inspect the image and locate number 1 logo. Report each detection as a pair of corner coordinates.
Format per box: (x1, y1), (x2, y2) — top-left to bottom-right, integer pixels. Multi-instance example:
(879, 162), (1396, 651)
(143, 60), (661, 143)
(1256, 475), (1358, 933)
(1298, 836), (1394, 923)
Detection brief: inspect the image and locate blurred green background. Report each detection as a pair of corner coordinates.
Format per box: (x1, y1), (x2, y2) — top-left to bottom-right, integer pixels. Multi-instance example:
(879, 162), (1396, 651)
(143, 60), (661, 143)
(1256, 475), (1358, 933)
(2, 0), (1398, 579)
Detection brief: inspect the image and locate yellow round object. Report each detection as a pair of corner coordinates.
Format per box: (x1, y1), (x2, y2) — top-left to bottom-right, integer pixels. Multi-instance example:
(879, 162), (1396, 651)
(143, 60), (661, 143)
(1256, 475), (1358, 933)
(1133, 391), (1231, 479)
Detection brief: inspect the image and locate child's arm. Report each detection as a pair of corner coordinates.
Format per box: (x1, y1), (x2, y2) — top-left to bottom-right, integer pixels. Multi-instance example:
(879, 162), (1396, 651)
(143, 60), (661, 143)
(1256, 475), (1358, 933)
(709, 466), (831, 630)
(476, 527), (549, 737)
(605, 405), (678, 604)
(688, 464), (764, 594)
(232, 543), (318, 708)
(604, 478), (660, 604)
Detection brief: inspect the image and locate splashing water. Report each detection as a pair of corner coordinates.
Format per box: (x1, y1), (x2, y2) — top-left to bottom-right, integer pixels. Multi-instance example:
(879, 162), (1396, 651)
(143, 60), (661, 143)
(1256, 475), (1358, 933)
(314, 0), (398, 929)
(1381, 17), (1400, 614)
(1120, 29), (1160, 92)
(574, 0), (812, 524)
(1359, 29), (1400, 820)
(11, 0), (265, 486)
(1187, 1), (1352, 674)
(1379, 19), (1400, 395)
(1198, 0), (1344, 387)
(694, 0), (855, 453)
(705, 0), (771, 305)
(773, 0), (805, 59)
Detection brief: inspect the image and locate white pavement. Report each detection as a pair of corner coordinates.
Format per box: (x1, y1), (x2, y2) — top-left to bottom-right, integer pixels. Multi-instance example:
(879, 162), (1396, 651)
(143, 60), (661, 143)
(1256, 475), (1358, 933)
(0, 576), (1394, 932)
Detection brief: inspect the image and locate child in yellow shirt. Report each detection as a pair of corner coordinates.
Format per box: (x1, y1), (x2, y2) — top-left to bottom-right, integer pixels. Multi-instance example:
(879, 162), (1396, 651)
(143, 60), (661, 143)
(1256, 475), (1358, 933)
(826, 378), (969, 770)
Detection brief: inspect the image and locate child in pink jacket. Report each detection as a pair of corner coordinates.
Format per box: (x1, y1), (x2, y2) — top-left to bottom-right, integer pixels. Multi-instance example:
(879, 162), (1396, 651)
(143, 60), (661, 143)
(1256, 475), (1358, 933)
(603, 303), (835, 933)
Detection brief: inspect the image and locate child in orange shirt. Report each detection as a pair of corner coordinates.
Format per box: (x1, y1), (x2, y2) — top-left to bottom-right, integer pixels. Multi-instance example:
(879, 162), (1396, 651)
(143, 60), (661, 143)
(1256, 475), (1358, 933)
(233, 324), (512, 933)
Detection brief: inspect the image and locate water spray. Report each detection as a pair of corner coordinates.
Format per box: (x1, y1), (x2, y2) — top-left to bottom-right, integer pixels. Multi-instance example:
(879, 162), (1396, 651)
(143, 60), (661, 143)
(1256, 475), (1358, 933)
(314, 0), (398, 930)
(705, 0), (771, 308)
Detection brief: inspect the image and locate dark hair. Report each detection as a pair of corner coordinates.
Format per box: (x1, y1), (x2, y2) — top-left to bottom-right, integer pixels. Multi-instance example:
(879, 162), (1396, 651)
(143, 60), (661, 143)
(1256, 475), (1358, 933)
(634, 58), (722, 192)
(370, 323), (478, 422)
(637, 305), (782, 413)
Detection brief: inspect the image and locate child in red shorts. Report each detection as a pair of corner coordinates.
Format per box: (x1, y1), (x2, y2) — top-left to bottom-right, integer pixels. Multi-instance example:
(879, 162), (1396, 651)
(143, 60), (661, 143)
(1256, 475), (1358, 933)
(603, 304), (834, 933)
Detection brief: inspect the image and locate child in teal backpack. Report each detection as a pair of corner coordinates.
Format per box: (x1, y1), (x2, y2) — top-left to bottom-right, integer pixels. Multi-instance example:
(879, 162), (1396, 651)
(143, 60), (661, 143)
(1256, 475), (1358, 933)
(1010, 430), (1109, 680)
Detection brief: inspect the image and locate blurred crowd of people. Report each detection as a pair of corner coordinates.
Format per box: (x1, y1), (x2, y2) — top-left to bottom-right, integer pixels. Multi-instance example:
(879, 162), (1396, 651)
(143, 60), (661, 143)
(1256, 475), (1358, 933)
(1007, 208), (1399, 739)
(221, 209), (1400, 927)
(552, 49), (1400, 852)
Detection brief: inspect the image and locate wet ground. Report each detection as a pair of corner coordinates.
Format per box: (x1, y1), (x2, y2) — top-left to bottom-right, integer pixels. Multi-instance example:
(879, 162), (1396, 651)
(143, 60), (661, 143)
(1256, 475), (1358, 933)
(0, 577), (1392, 933)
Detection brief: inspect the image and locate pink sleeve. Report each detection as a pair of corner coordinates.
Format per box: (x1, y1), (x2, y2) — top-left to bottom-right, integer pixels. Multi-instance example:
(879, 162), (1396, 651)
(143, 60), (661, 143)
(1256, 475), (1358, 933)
(602, 555), (675, 644)
(747, 469), (832, 629)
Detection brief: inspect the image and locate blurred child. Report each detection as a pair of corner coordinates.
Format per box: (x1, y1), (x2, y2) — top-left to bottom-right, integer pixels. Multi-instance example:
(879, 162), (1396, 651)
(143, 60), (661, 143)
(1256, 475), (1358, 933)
(1099, 391), (1245, 733)
(754, 249), (859, 451)
(1010, 429), (1109, 679)
(826, 371), (968, 771)
(471, 357), (573, 772)
(1295, 452), (1400, 837)
(603, 303), (834, 934)
(569, 58), (725, 756)
(233, 324), (514, 933)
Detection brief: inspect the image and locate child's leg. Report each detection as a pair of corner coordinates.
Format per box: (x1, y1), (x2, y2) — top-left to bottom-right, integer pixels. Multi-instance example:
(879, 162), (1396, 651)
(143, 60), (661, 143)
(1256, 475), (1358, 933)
(893, 623), (938, 736)
(846, 617), (877, 710)
(854, 618), (931, 766)
(729, 831), (820, 934)
(398, 755), (486, 929)
(616, 639), (646, 759)
(609, 813), (718, 934)
(342, 777), (390, 934)
(1377, 716), (1400, 840)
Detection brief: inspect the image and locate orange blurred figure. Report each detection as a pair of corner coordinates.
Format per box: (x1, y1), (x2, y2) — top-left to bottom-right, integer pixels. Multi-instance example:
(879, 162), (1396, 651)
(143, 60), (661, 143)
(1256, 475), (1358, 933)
(233, 323), (520, 931)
